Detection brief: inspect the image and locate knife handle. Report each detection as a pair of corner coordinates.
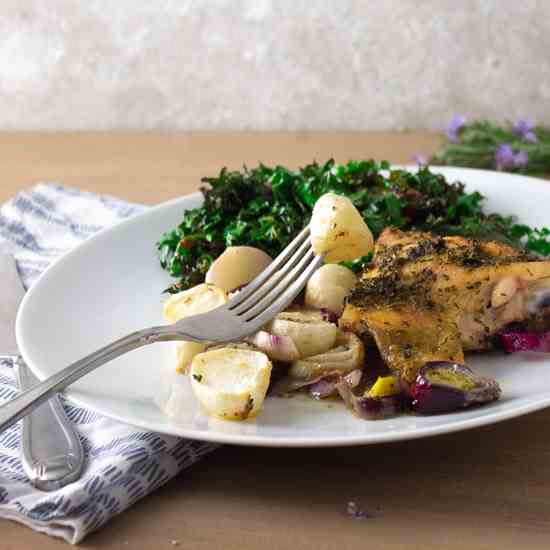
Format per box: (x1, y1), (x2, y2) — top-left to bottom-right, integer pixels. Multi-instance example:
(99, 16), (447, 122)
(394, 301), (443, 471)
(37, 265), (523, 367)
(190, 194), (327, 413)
(13, 358), (85, 491)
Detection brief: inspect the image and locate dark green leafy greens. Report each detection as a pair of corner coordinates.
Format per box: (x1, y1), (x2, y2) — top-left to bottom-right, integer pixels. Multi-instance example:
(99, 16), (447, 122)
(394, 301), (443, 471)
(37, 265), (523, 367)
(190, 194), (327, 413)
(158, 160), (550, 292)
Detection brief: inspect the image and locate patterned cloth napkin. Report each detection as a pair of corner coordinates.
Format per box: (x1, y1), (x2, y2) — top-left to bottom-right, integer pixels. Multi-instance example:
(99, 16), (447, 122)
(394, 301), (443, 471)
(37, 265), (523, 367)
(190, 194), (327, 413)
(0, 184), (217, 544)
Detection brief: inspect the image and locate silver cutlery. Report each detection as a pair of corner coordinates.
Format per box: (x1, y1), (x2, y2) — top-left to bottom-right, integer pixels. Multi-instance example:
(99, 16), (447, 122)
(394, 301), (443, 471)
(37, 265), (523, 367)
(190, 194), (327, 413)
(0, 227), (323, 432)
(0, 250), (84, 489)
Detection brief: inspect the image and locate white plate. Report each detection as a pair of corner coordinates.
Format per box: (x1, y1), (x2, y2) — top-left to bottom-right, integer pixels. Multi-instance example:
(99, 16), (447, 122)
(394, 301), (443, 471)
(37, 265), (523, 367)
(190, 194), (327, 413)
(16, 167), (550, 447)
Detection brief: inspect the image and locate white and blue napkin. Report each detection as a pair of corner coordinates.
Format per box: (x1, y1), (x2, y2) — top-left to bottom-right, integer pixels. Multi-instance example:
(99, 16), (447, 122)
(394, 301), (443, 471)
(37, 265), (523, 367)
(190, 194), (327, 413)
(0, 184), (216, 544)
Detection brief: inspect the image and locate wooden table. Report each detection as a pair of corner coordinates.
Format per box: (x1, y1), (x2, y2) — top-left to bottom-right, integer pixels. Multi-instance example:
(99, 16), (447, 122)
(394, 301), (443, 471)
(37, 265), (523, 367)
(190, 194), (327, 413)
(1, 132), (550, 550)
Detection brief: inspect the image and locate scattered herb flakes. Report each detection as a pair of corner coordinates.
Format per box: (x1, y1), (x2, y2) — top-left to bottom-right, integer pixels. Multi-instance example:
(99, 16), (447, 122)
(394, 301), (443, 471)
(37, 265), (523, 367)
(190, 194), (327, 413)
(157, 161), (550, 292)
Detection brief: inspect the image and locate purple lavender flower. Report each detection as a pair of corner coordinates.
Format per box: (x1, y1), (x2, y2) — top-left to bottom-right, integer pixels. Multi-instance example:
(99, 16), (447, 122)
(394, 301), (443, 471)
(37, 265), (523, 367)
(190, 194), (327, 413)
(495, 144), (529, 170)
(445, 115), (467, 143)
(514, 149), (529, 167)
(514, 117), (537, 143)
(495, 144), (515, 169)
(413, 153), (428, 165)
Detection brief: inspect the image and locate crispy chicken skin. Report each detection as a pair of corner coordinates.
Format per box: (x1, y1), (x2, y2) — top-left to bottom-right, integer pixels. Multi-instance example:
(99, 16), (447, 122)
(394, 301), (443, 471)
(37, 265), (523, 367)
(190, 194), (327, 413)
(340, 228), (550, 382)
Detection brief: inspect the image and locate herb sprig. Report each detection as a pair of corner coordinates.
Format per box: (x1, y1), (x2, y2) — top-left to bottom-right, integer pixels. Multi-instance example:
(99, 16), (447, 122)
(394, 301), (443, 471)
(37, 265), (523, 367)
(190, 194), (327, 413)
(427, 116), (550, 175)
(158, 160), (550, 293)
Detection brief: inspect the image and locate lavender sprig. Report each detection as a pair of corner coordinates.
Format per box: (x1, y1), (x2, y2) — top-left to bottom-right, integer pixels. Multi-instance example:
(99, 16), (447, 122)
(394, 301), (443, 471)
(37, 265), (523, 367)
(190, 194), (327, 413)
(445, 115), (467, 143)
(429, 117), (550, 176)
(514, 118), (537, 143)
(495, 144), (528, 171)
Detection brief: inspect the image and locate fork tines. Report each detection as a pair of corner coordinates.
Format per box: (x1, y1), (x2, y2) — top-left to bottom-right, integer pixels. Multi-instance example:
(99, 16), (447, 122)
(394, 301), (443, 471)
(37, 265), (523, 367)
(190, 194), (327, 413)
(227, 227), (323, 329)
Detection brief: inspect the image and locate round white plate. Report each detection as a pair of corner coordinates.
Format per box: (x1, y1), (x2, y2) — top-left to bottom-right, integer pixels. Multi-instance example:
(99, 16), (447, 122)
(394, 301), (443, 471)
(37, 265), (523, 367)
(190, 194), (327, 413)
(16, 167), (550, 447)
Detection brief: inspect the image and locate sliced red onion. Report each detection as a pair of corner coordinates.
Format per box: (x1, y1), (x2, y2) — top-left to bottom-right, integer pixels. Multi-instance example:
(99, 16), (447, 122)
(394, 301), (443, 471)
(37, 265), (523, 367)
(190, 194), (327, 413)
(343, 369), (363, 388)
(306, 368), (363, 399)
(410, 382), (464, 415)
(309, 372), (360, 400)
(320, 307), (339, 324)
(335, 378), (354, 408)
(500, 331), (550, 353)
(272, 374), (329, 395)
(246, 331), (300, 361)
(355, 395), (403, 420)
(309, 378), (338, 399)
(410, 361), (501, 415)
(273, 369), (362, 398)
(335, 378), (403, 420)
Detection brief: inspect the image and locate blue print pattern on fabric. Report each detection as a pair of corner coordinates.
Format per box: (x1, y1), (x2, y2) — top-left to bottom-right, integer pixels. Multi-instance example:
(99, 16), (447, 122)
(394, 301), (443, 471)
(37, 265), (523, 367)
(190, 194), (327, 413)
(0, 184), (218, 544)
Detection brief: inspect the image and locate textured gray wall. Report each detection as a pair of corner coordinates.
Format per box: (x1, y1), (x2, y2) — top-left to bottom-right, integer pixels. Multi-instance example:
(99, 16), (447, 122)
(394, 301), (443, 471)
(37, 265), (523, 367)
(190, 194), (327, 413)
(1, 0), (549, 130)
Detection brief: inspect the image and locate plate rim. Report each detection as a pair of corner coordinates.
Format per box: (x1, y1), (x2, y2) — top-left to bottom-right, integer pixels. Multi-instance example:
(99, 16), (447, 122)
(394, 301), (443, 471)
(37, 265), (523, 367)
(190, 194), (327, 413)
(15, 166), (550, 447)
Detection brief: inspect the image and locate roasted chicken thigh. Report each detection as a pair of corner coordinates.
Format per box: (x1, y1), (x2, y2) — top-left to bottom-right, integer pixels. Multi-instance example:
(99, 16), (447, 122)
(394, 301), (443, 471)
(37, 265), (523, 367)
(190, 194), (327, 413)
(340, 228), (550, 382)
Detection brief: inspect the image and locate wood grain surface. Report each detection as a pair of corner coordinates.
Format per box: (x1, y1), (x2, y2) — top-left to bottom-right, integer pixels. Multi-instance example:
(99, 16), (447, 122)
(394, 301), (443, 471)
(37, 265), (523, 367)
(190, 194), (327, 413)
(1, 132), (549, 550)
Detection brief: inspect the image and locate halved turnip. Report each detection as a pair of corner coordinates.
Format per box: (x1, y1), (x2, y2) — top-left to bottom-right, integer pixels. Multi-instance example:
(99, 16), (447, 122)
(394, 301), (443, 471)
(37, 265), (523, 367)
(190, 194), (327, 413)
(190, 348), (272, 420)
(205, 246), (272, 292)
(305, 264), (358, 315)
(163, 283), (227, 372)
(309, 193), (374, 262)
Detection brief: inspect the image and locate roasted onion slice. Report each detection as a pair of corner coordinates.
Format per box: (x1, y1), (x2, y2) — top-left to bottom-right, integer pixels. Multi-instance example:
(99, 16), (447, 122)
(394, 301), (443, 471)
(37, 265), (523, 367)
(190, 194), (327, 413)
(246, 331), (300, 361)
(336, 377), (403, 420)
(410, 361), (501, 415)
(288, 331), (365, 379)
(268, 310), (338, 358)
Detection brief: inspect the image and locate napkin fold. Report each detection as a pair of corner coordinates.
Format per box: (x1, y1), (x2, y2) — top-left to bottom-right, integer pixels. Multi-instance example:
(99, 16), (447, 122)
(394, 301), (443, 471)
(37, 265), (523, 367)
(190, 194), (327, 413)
(0, 184), (216, 544)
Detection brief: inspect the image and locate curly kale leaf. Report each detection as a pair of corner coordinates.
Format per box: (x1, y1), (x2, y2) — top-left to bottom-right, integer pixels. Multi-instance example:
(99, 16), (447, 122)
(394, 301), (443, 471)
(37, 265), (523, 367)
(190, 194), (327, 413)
(158, 161), (550, 292)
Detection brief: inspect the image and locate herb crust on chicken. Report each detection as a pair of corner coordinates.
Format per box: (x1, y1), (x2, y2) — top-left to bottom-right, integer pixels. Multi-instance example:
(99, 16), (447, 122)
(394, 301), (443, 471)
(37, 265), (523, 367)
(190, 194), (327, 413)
(340, 228), (550, 382)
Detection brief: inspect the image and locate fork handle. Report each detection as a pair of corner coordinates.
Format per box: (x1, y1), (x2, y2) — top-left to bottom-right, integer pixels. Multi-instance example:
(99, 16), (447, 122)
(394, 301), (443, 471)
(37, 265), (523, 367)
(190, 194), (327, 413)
(14, 358), (85, 491)
(0, 324), (197, 434)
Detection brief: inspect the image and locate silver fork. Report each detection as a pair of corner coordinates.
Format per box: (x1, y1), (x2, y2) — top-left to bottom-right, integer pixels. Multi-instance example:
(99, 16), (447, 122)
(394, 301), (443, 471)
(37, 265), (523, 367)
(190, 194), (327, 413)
(0, 227), (322, 433)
